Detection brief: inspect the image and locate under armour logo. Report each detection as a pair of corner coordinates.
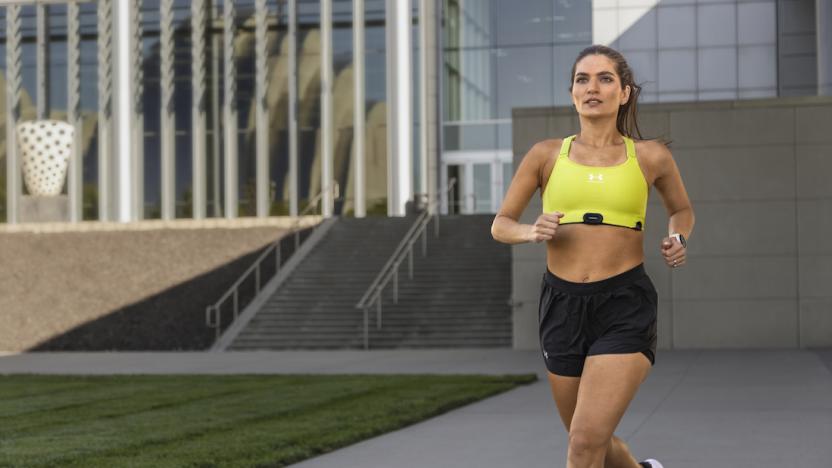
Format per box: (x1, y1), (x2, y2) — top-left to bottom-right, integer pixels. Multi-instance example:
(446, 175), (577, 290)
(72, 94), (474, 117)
(588, 173), (604, 183)
(543, 350), (549, 359)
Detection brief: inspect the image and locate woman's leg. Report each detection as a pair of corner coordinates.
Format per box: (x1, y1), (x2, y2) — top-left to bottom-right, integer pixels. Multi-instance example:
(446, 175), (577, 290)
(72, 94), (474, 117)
(547, 370), (645, 468)
(565, 352), (652, 468)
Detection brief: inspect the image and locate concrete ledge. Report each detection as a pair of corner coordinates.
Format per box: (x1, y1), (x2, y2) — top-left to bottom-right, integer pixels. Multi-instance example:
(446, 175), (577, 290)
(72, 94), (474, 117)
(0, 215), (323, 234)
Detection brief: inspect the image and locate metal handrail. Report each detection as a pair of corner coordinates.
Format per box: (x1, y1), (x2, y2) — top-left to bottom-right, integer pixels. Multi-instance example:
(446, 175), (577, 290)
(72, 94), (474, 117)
(355, 178), (457, 349)
(205, 182), (339, 341)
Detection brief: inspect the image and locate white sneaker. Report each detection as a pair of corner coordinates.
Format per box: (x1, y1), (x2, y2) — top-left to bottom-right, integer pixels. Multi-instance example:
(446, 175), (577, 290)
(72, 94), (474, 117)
(641, 459), (665, 468)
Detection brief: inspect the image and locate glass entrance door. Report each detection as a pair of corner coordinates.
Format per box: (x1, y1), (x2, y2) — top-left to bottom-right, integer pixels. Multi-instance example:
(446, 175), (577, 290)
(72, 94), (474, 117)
(442, 151), (513, 214)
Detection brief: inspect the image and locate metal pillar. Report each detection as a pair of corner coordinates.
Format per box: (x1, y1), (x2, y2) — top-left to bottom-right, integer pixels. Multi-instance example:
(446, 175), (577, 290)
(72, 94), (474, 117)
(223, 0), (239, 218)
(255, 0), (270, 217)
(211, 28), (222, 217)
(191, 0), (208, 219)
(160, 0), (175, 219)
(385, 0), (412, 216)
(288, 0), (299, 216)
(131, 0), (145, 220)
(321, 0), (334, 217)
(353, 0), (366, 217)
(5, 6), (21, 224)
(98, 0), (114, 221)
(36, 4), (49, 120)
(67, 2), (82, 222)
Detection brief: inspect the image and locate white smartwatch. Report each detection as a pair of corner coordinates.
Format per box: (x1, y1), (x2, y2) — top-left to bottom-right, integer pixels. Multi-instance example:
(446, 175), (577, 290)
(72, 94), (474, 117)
(670, 233), (687, 248)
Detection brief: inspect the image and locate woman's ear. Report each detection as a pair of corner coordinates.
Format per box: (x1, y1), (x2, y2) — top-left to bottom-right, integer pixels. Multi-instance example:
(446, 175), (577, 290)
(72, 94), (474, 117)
(620, 84), (631, 106)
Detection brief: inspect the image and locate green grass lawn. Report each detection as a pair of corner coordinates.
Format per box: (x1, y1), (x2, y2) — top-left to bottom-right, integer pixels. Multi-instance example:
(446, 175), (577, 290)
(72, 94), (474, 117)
(0, 373), (536, 467)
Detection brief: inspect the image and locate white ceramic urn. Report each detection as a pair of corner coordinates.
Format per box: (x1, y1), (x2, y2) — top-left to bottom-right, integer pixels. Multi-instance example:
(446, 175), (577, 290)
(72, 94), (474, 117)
(17, 120), (75, 196)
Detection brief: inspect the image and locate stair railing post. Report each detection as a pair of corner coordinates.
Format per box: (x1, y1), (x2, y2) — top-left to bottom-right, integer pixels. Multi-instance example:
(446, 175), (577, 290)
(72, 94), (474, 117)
(276, 241), (281, 272)
(363, 306), (369, 349)
(215, 307), (221, 340)
(422, 228), (427, 256)
(376, 295), (382, 329)
(393, 268), (398, 303)
(255, 263), (261, 294)
(408, 246), (413, 279)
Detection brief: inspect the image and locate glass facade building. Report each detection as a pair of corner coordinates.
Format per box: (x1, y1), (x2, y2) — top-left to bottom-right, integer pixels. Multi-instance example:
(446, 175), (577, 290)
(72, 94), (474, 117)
(0, 0), (828, 223)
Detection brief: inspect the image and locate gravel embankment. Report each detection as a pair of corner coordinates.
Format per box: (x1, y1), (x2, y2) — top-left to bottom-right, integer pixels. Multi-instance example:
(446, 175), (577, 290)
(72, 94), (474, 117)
(0, 227), (294, 351)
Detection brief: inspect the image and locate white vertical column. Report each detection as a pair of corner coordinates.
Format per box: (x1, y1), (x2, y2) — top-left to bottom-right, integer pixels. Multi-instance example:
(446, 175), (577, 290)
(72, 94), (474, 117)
(288, 0), (299, 216)
(114, 0), (135, 221)
(131, 0), (145, 220)
(385, 0), (412, 216)
(5, 6), (21, 224)
(419, 0), (439, 213)
(36, 5), (49, 120)
(67, 2), (82, 222)
(818, 0), (832, 95)
(160, 0), (175, 219)
(191, 0), (207, 219)
(223, 0), (238, 218)
(321, 0), (334, 217)
(353, 0), (366, 218)
(255, 0), (270, 217)
(98, 0), (114, 221)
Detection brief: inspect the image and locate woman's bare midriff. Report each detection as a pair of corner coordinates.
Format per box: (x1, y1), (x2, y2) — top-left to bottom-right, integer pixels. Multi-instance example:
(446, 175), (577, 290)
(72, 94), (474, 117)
(546, 223), (645, 283)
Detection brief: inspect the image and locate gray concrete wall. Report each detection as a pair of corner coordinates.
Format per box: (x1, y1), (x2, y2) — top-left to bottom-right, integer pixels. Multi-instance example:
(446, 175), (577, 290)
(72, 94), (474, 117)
(511, 96), (832, 350)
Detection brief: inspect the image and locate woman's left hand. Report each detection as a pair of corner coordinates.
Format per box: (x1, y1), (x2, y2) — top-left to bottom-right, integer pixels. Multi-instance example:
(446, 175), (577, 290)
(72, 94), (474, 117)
(661, 237), (686, 269)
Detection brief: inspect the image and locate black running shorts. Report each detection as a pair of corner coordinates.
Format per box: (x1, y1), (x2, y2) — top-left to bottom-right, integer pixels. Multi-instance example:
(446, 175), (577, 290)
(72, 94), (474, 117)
(538, 263), (658, 377)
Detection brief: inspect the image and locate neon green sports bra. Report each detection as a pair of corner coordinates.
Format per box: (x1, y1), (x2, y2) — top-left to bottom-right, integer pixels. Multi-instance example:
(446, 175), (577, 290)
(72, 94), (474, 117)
(542, 135), (648, 231)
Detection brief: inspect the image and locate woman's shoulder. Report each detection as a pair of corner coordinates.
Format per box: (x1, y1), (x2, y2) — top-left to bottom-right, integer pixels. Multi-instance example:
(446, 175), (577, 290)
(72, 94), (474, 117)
(633, 138), (673, 162)
(526, 138), (566, 162)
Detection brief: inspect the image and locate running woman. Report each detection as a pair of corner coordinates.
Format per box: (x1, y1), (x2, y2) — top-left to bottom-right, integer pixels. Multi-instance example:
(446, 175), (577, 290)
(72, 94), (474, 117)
(491, 45), (695, 468)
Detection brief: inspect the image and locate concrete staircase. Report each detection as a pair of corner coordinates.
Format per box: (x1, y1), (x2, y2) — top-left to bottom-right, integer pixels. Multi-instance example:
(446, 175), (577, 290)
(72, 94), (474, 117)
(229, 215), (512, 350)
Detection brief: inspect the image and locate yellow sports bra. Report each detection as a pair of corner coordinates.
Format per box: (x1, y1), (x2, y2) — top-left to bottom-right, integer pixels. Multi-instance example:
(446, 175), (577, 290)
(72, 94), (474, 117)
(542, 135), (648, 231)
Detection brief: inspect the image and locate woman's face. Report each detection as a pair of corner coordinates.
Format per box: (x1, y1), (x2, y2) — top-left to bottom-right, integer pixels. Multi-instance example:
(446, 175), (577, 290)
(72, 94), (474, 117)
(571, 54), (630, 118)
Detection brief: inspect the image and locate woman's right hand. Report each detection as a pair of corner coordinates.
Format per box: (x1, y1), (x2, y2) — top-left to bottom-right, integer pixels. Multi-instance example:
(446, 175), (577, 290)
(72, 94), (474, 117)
(527, 211), (564, 243)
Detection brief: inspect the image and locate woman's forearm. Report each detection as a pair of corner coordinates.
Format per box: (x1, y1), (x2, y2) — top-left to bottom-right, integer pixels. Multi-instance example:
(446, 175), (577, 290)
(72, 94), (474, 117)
(491, 215), (532, 245)
(667, 207), (695, 240)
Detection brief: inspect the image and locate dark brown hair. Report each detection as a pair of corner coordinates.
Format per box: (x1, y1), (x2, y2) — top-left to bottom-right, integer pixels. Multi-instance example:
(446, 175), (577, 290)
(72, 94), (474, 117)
(569, 45), (648, 141)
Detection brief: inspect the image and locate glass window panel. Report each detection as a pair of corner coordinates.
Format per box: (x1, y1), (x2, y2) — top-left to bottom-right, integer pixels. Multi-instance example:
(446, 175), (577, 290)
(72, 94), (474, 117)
(738, 2), (776, 46)
(698, 47), (737, 91)
(496, 45), (552, 118)
(473, 163), (491, 213)
(739, 45), (777, 89)
(443, 48), (497, 121)
(658, 5), (696, 49)
(658, 49), (696, 93)
(495, 0), (552, 47)
(553, 0), (591, 44)
(443, 123), (498, 152)
(443, 0), (494, 49)
(697, 4), (736, 47)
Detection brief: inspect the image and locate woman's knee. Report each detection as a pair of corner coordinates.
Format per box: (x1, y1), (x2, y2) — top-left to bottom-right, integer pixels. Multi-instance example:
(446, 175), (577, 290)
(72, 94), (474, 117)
(568, 427), (610, 457)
